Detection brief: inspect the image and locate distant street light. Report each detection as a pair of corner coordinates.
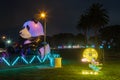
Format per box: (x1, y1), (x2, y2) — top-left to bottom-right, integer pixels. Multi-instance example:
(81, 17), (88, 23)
(6, 40), (11, 44)
(2, 36), (6, 40)
(40, 12), (46, 19)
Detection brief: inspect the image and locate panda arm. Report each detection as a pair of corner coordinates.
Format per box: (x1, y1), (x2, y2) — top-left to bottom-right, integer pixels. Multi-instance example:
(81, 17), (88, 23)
(24, 40), (32, 44)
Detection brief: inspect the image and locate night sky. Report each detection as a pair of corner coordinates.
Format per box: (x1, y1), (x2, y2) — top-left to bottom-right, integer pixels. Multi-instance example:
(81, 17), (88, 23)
(0, 0), (120, 39)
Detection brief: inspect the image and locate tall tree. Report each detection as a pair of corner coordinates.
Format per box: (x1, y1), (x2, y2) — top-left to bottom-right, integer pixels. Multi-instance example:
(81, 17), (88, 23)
(77, 3), (109, 46)
(77, 14), (90, 45)
(87, 3), (109, 38)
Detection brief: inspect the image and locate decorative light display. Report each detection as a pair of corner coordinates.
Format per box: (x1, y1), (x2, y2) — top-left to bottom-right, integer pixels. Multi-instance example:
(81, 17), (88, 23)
(57, 45), (85, 49)
(82, 70), (98, 75)
(81, 48), (102, 72)
(2, 57), (10, 66)
(20, 20), (44, 38)
(11, 57), (20, 66)
(54, 57), (62, 68)
(0, 54), (60, 67)
(29, 56), (36, 63)
(82, 48), (98, 62)
(37, 55), (42, 63)
(21, 56), (29, 64)
(19, 20), (52, 61)
(0, 19), (61, 69)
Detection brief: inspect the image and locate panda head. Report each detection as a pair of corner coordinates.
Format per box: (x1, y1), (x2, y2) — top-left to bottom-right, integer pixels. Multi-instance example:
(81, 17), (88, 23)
(19, 19), (44, 39)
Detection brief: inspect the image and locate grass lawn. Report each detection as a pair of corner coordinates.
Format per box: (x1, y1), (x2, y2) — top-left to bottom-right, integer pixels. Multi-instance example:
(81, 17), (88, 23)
(0, 49), (120, 80)
(0, 60), (120, 80)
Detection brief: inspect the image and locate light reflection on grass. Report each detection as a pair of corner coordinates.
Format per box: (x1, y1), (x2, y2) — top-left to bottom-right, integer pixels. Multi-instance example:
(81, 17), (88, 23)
(0, 60), (120, 80)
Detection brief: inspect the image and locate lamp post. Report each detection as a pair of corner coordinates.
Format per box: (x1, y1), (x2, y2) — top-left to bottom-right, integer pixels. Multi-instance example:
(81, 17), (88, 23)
(39, 11), (47, 57)
(40, 12), (47, 43)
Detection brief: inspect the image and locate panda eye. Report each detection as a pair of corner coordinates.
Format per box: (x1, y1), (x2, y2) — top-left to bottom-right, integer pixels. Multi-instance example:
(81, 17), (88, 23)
(26, 25), (30, 30)
(22, 26), (25, 29)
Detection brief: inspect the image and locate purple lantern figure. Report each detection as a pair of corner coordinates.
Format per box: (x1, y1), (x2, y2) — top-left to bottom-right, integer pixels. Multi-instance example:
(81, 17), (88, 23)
(20, 20), (44, 39)
(19, 19), (51, 62)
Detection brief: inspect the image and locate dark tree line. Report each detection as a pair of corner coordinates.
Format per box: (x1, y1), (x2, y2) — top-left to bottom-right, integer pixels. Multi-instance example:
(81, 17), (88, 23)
(46, 25), (119, 51)
(47, 33), (86, 48)
(99, 25), (120, 51)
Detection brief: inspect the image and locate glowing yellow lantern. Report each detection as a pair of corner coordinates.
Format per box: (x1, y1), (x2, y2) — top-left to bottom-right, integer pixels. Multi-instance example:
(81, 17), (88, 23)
(54, 58), (62, 68)
(82, 48), (98, 62)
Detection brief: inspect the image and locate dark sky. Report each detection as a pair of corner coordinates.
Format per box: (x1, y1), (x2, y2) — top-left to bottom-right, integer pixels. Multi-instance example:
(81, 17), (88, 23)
(0, 0), (120, 38)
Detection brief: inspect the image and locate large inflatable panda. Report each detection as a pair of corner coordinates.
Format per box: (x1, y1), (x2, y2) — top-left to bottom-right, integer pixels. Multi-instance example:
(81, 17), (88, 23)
(19, 19), (51, 61)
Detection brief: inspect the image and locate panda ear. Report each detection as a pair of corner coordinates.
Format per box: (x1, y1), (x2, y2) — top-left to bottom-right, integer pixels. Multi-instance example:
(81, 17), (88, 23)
(26, 25), (30, 30)
(32, 19), (38, 24)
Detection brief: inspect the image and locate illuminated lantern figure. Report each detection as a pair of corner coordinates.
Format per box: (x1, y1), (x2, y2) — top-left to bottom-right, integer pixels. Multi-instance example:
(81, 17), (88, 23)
(20, 19), (44, 39)
(0, 19), (60, 67)
(82, 48), (98, 62)
(19, 19), (52, 64)
(82, 48), (102, 72)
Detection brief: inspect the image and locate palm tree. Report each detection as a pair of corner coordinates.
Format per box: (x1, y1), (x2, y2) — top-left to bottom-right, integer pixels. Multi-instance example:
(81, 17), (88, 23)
(87, 3), (109, 45)
(77, 14), (90, 45)
(77, 3), (109, 46)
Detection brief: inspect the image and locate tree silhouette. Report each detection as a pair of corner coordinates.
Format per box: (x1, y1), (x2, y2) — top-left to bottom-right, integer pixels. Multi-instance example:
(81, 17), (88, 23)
(77, 3), (109, 46)
(87, 3), (109, 37)
(75, 33), (86, 45)
(77, 14), (90, 45)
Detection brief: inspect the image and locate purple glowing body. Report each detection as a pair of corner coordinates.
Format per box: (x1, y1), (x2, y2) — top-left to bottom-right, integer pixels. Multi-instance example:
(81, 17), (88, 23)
(23, 21), (44, 37)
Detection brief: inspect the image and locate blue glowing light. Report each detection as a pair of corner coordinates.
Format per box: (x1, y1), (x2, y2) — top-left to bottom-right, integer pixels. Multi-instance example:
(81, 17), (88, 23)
(0, 53), (61, 67)
(89, 64), (101, 72)
(108, 45), (111, 49)
(12, 57), (20, 66)
(91, 45), (95, 48)
(29, 56), (36, 63)
(37, 56), (42, 63)
(2, 57), (10, 66)
(99, 45), (103, 49)
(58, 46), (63, 49)
(86, 45), (89, 48)
(52, 54), (60, 58)
(42, 56), (47, 63)
(21, 57), (28, 64)
(49, 58), (54, 67)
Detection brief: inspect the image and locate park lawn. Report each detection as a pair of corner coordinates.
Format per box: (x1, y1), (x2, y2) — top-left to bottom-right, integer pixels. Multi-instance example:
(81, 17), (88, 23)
(0, 60), (120, 80)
